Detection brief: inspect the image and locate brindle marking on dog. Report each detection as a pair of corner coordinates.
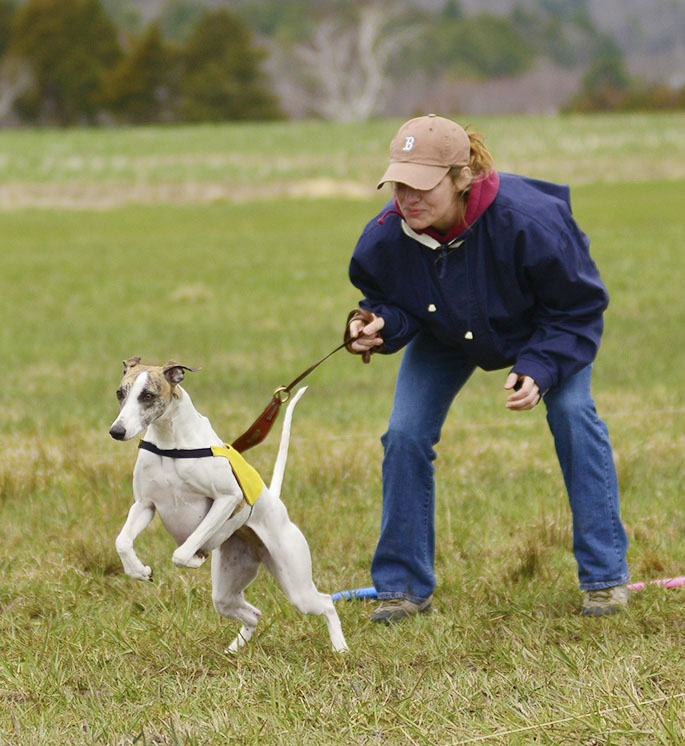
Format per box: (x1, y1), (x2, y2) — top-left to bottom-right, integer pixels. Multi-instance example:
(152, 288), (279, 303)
(112, 358), (197, 439)
(118, 357), (182, 400)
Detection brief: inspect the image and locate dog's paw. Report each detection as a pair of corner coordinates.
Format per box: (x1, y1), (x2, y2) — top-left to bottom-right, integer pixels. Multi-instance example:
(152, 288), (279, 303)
(172, 548), (206, 569)
(125, 564), (153, 581)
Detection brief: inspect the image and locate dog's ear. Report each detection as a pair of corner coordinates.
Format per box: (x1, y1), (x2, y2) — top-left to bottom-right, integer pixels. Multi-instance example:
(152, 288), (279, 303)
(123, 356), (142, 373)
(162, 361), (200, 385)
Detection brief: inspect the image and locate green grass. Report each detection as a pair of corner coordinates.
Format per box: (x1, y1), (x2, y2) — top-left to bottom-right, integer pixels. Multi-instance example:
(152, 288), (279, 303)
(0, 112), (683, 193)
(0, 114), (684, 745)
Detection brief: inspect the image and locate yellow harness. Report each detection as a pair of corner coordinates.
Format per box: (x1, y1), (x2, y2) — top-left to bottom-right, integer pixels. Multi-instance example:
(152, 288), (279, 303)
(138, 440), (264, 506)
(209, 444), (264, 506)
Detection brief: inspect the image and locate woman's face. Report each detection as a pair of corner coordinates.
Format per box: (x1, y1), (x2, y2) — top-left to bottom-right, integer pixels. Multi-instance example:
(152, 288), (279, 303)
(394, 175), (463, 233)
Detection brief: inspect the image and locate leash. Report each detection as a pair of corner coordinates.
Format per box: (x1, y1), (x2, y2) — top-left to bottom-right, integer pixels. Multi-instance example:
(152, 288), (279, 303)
(231, 338), (350, 453)
(231, 308), (378, 453)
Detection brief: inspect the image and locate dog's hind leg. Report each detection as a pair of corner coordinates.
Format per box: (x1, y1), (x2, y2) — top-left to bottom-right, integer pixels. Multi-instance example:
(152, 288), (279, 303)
(211, 533), (263, 653)
(260, 521), (348, 652)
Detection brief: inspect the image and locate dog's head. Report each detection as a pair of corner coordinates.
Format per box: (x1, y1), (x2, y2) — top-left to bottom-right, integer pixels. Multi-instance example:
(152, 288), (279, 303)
(108, 356), (198, 441)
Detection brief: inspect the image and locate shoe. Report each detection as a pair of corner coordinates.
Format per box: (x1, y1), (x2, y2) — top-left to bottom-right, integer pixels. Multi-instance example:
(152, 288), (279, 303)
(581, 584), (628, 617)
(370, 595), (433, 624)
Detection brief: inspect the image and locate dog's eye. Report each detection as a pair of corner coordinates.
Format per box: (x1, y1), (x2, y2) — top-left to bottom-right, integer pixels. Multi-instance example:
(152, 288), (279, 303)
(116, 388), (125, 402)
(140, 392), (155, 403)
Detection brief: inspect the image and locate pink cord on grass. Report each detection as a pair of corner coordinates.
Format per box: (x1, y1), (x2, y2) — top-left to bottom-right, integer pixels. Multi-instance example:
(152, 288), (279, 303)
(628, 576), (685, 592)
(332, 579), (685, 601)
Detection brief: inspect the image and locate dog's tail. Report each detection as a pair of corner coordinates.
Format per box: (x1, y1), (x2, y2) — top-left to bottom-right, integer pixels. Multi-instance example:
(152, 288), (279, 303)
(269, 386), (307, 500)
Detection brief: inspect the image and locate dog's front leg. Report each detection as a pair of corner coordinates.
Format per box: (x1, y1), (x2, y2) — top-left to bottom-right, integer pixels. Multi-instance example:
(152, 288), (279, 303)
(172, 495), (244, 569)
(116, 501), (156, 580)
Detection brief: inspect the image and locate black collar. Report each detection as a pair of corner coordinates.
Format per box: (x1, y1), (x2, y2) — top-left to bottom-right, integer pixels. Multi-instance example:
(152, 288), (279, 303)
(139, 440), (214, 459)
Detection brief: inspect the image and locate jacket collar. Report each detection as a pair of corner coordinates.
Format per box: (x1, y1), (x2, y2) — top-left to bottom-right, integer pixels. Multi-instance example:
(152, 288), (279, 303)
(401, 221), (464, 251)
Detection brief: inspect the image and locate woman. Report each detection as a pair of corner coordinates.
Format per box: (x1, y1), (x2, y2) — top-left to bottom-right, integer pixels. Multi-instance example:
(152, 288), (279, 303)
(346, 114), (629, 622)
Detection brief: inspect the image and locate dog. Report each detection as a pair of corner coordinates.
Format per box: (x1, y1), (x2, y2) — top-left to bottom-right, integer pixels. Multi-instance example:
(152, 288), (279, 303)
(108, 356), (348, 653)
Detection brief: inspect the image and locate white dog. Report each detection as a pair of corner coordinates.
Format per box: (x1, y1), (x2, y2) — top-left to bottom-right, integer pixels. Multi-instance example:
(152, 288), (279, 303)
(109, 357), (348, 653)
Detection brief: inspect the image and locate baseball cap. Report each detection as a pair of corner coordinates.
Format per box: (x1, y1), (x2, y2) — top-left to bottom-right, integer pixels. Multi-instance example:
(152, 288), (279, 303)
(377, 114), (471, 191)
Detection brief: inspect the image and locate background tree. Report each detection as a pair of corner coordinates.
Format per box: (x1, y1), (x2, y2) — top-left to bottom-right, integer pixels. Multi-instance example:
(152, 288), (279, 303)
(159, 0), (204, 43)
(179, 8), (281, 122)
(564, 37), (631, 111)
(291, 1), (422, 121)
(415, 10), (535, 79)
(10, 0), (121, 124)
(581, 37), (630, 94)
(0, 0), (16, 59)
(100, 0), (142, 36)
(511, 0), (601, 69)
(100, 24), (178, 124)
(443, 0), (464, 21)
(0, 0), (31, 126)
(0, 1), (22, 124)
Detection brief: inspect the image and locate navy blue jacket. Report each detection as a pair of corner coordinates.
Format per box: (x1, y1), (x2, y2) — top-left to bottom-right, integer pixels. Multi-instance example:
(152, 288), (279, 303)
(349, 173), (608, 393)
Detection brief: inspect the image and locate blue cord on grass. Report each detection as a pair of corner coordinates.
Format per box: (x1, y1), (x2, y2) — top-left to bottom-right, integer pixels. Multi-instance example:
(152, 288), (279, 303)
(331, 586), (378, 602)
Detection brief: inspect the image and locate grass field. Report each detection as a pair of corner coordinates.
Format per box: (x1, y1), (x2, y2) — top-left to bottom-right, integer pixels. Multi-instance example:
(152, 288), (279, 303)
(0, 112), (683, 745)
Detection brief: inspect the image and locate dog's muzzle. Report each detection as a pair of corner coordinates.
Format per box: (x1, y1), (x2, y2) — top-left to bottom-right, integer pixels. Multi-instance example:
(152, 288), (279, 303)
(109, 424), (127, 440)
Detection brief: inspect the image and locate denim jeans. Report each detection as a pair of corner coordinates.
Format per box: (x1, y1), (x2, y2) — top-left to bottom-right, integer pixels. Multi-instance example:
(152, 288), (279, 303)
(371, 331), (629, 603)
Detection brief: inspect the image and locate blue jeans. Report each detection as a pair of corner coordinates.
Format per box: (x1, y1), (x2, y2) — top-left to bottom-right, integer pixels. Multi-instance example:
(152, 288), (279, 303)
(371, 332), (629, 602)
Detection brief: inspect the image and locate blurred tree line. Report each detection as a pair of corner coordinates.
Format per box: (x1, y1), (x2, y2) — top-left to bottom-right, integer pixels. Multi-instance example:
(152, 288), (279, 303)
(0, 0), (682, 126)
(0, 0), (281, 125)
(254, 0), (683, 119)
(562, 36), (685, 113)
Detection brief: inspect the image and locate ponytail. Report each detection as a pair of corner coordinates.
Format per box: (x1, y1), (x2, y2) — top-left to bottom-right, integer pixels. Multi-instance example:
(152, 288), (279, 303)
(466, 127), (494, 178)
(448, 126), (494, 190)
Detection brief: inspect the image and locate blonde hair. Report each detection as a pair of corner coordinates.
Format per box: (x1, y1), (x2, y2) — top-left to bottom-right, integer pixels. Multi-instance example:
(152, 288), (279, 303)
(448, 127), (494, 186)
(444, 127), (494, 227)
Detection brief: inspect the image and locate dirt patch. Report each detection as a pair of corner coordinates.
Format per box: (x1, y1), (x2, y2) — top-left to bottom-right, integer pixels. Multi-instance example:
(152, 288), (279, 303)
(0, 179), (374, 209)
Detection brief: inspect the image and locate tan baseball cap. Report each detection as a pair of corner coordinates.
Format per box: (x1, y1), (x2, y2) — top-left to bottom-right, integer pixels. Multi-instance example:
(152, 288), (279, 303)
(377, 114), (471, 191)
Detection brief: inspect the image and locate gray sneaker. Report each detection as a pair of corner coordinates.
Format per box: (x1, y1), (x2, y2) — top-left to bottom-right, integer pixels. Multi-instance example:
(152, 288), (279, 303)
(370, 595), (433, 624)
(582, 584), (629, 617)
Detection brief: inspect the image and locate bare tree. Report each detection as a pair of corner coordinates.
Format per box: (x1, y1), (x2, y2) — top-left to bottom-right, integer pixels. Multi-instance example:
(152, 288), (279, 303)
(0, 58), (32, 126)
(294, 2), (422, 121)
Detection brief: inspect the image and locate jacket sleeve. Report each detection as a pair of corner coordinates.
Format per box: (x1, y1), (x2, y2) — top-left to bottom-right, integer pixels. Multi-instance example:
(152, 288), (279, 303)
(349, 255), (422, 354)
(512, 223), (609, 393)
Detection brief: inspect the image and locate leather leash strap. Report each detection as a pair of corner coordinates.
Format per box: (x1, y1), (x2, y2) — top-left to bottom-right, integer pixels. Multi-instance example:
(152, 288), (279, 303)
(231, 341), (349, 453)
(231, 308), (380, 453)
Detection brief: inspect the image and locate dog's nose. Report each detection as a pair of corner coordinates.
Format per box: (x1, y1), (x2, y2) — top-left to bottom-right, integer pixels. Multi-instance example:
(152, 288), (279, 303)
(109, 423), (127, 440)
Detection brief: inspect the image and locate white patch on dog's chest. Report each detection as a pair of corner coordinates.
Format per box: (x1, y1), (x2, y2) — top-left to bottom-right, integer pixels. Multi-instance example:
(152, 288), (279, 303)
(148, 468), (208, 507)
(151, 482), (213, 544)
(137, 461), (211, 537)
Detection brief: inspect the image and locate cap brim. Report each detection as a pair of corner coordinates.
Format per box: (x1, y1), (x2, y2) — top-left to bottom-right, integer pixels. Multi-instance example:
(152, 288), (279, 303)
(376, 162), (450, 191)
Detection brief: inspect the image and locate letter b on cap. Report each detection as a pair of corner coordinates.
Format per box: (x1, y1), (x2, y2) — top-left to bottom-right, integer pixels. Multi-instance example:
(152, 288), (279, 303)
(402, 136), (415, 152)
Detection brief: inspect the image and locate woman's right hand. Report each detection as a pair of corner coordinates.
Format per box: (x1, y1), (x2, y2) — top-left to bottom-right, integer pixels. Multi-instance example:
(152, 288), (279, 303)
(344, 309), (385, 363)
(348, 314), (385, 354)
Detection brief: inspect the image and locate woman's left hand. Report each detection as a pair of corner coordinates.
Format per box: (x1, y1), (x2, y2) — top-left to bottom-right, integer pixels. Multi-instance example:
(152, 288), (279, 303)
(504, 373), (540, 410)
